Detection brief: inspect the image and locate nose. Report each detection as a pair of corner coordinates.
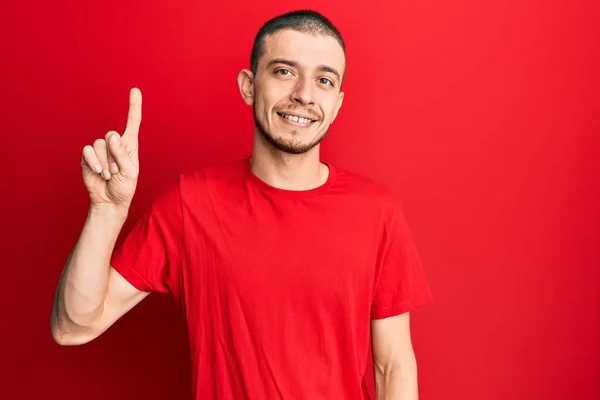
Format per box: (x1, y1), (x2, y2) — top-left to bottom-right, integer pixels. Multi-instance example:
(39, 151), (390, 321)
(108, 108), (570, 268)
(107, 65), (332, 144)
(290, 78), (315, 106)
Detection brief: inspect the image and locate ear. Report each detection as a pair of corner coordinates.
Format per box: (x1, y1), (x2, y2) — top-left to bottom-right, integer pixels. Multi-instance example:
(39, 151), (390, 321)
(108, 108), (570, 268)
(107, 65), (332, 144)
(237, 69), (255, 106)
(331, 91), (344, 124)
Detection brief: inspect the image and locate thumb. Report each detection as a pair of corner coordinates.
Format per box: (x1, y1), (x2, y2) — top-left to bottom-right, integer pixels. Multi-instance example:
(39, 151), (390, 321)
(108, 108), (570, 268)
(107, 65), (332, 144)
(107, 132), (137, 177)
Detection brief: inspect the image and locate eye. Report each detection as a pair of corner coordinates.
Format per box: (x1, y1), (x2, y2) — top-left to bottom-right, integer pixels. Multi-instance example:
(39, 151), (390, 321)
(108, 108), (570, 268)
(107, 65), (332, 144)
(275, 68), (292, 76)
(319, 77), (334, 86)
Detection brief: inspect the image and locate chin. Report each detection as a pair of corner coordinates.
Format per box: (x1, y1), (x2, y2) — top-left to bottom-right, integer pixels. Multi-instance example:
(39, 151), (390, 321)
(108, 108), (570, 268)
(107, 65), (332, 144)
(264, 132), (318, 154)
(261, 126), (330, 155)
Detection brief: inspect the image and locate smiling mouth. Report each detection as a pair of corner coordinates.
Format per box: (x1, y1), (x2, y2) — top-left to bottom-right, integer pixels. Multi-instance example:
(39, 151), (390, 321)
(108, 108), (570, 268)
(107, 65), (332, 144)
(277, 112), (317, 126)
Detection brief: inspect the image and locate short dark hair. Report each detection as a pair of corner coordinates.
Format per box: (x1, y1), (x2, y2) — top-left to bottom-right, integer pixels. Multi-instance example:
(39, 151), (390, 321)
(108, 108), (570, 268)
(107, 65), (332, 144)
(250, 9), (346, 75)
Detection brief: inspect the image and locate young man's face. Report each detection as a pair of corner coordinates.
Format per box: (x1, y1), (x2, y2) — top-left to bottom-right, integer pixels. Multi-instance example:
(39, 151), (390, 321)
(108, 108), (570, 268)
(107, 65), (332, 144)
(239, 29), (346, 155)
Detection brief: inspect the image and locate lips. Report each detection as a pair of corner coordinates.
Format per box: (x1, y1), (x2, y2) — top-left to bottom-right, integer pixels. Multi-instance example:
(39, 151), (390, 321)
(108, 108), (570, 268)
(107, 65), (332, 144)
(276, 112), (317, 126)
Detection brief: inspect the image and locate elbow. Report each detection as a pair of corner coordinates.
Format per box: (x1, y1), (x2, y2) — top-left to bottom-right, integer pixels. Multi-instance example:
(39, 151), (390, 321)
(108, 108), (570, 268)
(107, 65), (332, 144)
(374, 354), (418, 384)
(50, 312), (98, 346)
(51, 326), (71, 346)
(49, 316), (75, 346)
(374, 360), (403, 381)
(50, 323), (97, 346)
(50, 322), (73, 346)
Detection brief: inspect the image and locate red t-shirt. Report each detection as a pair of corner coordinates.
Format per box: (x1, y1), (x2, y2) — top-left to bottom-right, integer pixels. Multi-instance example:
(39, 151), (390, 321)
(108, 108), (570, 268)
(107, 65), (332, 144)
(110, 156), (433, 400)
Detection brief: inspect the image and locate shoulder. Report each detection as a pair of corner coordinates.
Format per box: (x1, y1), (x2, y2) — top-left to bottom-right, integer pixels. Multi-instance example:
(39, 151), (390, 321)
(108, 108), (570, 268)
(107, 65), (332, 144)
(331, 163), (401, 210)
(176, 158), (247, 190)
(160, 158), (248, 209)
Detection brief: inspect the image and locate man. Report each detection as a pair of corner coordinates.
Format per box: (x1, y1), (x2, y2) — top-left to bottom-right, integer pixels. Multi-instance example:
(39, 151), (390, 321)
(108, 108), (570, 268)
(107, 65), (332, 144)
(51, 9), (433, 400)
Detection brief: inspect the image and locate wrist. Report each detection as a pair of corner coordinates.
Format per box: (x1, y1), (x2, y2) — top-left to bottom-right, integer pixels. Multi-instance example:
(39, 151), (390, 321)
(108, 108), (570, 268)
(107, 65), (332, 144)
(88, 203), (129, 223)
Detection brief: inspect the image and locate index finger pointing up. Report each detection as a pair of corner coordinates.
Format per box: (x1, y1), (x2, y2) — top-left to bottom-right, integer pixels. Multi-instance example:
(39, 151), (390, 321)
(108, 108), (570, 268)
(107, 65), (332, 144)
(123, 87), (142, 141)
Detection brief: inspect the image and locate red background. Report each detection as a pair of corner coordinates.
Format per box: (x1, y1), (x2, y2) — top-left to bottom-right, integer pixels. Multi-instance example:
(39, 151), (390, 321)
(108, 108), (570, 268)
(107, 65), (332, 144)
(2, 1), (598, 399)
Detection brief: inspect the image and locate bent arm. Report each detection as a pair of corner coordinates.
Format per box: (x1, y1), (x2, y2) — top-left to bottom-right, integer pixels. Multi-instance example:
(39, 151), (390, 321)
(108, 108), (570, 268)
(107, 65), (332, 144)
(372, 312), (419, 400)
(50, 206), (148, 345)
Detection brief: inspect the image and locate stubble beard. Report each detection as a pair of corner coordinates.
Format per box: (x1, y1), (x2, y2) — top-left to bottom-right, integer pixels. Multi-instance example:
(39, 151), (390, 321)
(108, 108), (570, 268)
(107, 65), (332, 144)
(253, 106), (330, 155)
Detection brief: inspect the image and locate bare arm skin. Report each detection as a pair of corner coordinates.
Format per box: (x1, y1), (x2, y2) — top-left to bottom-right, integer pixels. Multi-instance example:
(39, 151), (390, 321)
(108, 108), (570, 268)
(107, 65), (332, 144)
(50, 207), (148, 345)
(50, 88), (146, 345)
(372, 312), (420, 400)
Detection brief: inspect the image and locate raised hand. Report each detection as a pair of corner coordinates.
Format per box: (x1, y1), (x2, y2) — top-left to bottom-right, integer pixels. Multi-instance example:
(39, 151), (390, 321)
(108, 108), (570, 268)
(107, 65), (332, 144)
(81, 88), (142, 213)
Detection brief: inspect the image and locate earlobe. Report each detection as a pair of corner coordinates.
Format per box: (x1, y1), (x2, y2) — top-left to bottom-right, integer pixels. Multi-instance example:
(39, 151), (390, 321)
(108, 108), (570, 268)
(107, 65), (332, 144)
(237, 69), (255, 106)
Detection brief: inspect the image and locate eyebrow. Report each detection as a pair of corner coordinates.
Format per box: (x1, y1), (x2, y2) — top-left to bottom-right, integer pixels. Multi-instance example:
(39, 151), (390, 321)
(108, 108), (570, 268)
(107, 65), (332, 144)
(267, 58), (341, 82)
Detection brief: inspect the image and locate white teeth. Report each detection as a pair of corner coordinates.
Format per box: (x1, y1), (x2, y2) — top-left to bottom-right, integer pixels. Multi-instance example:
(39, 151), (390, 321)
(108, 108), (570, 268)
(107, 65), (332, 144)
(282, 114), (312, 124)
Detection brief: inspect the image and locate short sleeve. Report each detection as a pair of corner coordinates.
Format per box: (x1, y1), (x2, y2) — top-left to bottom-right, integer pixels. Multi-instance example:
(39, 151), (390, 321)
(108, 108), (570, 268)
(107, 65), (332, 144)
(110, 177), (183, 297)
(371, 197), (433, 319)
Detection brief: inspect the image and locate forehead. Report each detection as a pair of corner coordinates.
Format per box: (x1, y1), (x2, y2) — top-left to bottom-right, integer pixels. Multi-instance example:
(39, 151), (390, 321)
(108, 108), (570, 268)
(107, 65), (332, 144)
(260, 29), (345, 73)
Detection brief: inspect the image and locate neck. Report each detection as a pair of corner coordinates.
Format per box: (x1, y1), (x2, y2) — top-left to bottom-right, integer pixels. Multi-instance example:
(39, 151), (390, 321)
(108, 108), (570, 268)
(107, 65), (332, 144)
(250, 135), (328, 191)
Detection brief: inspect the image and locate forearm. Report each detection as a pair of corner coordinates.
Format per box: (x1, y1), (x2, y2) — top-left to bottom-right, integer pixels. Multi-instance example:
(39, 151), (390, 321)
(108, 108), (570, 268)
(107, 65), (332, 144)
(51, 206), (127, 336)
(375, 356), (419, 400)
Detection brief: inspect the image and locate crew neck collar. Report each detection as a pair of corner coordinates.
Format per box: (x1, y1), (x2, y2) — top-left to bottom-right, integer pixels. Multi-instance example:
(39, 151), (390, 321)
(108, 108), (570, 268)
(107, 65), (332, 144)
(243, 156), (337, 197)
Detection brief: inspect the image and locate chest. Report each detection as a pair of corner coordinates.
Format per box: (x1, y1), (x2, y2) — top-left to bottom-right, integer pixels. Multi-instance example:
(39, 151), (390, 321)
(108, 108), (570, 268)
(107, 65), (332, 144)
(184, 196), (381, 314)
